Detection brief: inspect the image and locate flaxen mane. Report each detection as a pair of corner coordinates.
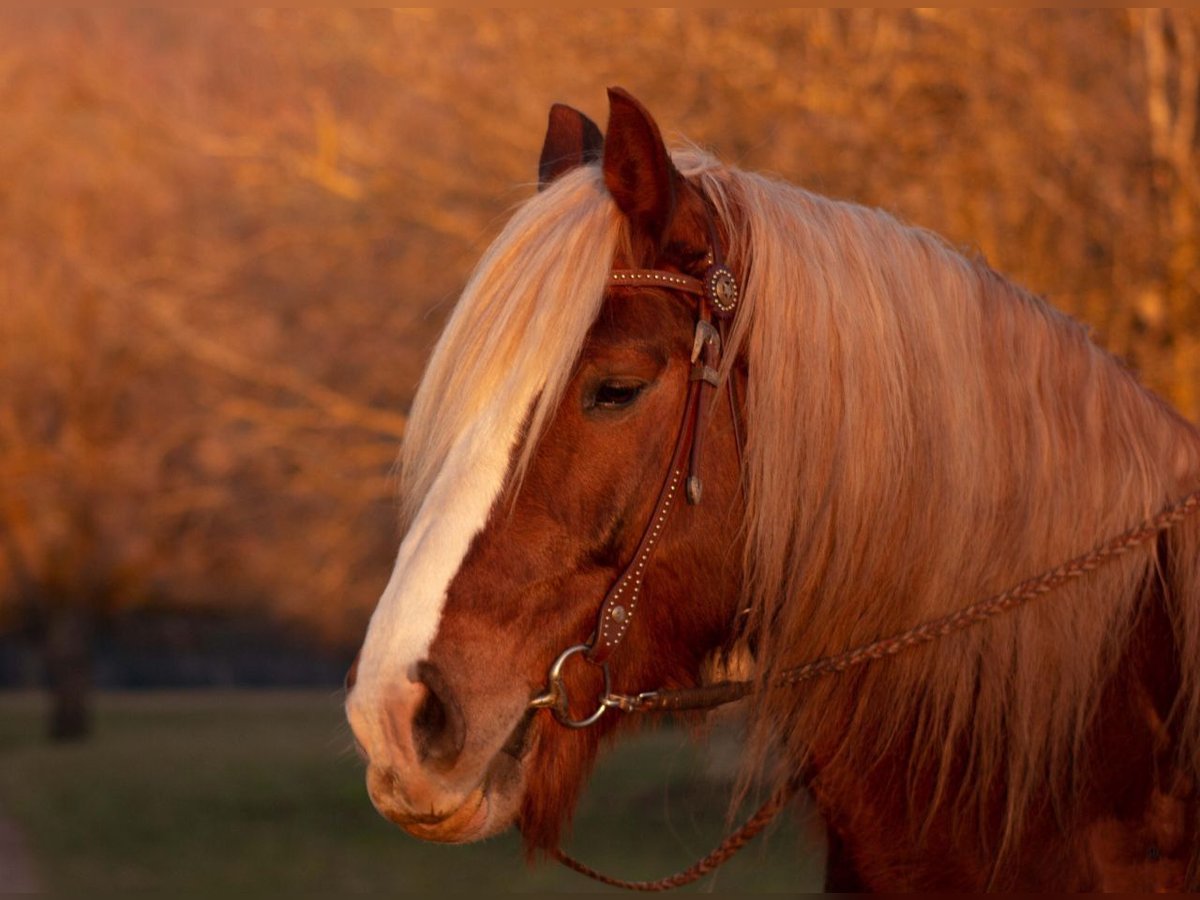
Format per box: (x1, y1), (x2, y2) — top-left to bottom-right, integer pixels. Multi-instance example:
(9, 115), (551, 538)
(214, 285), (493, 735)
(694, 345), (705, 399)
(679, 151), (1200, 861)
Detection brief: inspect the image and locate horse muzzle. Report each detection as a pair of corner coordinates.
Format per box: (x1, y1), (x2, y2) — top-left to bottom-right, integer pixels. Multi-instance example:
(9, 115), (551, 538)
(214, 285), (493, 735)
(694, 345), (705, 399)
(346, 660), (532, 844)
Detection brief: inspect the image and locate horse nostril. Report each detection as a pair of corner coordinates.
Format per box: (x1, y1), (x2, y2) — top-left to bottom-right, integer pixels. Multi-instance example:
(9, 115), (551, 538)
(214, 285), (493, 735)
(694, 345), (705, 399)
(414, 690), (448, 753)
(411, 660), (466, 768)
(344, 653), (360, 693)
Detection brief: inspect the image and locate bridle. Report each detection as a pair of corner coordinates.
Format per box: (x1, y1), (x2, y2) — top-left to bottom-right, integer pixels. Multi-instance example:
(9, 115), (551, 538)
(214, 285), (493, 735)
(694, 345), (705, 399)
(521, 189), (1200, 891)
(526, 193), (1200, 728)
(529, 195), (744, 728)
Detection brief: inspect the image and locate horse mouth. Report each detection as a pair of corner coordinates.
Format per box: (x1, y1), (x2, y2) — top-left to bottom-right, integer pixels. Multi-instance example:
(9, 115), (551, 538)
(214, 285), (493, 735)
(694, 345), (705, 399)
(368, 712), (535, 844)
(396, 785), (490, 843)
(366, 763), (494, 844)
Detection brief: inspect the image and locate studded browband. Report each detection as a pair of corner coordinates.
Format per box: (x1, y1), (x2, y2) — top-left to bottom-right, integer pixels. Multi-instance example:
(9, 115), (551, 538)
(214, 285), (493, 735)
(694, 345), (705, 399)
(607, 264), (740, 317)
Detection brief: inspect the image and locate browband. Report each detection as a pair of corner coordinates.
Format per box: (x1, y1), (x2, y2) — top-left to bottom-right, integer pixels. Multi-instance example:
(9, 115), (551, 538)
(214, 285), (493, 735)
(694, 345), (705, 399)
(608, 262), (740, 318)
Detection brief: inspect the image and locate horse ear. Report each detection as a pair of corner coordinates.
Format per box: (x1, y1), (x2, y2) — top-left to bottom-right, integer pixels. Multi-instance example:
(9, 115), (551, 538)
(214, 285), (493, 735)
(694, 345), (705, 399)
(603, 87), (680, 251)
(538, 104), (603, 191)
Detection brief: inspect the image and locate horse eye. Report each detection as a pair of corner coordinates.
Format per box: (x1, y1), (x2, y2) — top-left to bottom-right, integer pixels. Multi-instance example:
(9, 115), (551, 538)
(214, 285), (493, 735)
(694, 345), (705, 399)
(590, 380), (645, 410)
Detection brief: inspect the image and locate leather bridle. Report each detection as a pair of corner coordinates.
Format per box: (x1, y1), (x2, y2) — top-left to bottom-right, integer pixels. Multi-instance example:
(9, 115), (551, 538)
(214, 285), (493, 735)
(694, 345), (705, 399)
(526, 195), (1200, 733)
(529, 197), (744, 728)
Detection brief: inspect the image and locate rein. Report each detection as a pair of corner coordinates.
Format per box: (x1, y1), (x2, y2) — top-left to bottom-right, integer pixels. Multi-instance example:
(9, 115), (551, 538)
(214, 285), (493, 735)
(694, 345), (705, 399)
(527, 195), (1200, 890)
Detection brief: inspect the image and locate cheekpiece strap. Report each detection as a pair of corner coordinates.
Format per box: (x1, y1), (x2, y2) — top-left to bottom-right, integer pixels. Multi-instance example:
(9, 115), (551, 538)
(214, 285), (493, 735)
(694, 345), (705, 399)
(586, 198), (741, 667)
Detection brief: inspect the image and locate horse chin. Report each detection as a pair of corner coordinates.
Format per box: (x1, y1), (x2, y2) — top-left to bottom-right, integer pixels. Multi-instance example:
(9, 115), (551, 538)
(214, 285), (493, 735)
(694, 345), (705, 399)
(369, 731), (532, 845)
(402, 791), (501, 846)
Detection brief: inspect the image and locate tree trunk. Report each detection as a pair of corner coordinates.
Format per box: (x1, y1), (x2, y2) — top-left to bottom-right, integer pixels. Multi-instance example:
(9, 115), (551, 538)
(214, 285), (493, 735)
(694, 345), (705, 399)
(44, 607), (93, 741)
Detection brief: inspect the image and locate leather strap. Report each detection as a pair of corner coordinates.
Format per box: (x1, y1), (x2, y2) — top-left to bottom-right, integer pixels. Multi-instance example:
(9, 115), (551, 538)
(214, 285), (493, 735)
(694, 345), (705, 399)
(607, 270), (706, 296)
(585, 299), (728, 666)
(586, 197), (739, 667)
(587, 365), (701, 664)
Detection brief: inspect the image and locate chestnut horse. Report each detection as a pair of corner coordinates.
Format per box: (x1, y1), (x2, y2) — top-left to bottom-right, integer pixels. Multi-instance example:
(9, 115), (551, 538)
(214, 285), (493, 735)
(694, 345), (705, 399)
(344, 88), (1200, 891)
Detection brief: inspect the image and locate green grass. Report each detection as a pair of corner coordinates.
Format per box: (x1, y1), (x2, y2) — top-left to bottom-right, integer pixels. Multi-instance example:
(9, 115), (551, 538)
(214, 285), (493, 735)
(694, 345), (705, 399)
(0, 691), (823, 892)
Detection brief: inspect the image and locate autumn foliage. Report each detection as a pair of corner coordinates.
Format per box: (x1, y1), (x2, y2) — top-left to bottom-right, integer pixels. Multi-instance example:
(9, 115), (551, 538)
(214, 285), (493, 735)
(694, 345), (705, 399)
(0, 10), (1197, 650)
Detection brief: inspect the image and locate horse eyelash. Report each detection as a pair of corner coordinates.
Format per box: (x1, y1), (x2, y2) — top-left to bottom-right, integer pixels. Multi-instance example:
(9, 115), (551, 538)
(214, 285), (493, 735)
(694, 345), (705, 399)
(589, 380), (645, 410)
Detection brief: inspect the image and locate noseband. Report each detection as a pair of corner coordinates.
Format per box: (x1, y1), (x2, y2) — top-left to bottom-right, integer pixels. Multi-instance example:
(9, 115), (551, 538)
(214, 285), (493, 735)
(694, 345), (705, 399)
(530, 198), (743, 728)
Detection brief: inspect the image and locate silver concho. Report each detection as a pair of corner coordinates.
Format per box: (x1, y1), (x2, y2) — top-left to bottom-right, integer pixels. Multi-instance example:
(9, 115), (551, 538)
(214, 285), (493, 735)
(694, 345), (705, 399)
(704, 264), (739, 315)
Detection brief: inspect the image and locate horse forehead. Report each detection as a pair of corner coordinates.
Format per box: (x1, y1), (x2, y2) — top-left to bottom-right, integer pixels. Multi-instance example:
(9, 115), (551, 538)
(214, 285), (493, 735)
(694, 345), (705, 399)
(585, 293), (694, 350)
(431, 304), (693, 618)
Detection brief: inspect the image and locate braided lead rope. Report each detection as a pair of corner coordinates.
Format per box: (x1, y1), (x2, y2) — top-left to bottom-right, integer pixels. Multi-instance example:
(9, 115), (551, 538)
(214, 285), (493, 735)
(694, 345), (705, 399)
(623, 485), (1200, 714)
(551, 778), (801, 892)
(554, 486), (1200, 890)
(770, 486), (1200, 689)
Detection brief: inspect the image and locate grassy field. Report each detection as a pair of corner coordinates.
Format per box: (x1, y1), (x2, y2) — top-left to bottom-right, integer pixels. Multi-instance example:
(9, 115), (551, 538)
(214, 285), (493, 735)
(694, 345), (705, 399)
(0, 691), (823, 892)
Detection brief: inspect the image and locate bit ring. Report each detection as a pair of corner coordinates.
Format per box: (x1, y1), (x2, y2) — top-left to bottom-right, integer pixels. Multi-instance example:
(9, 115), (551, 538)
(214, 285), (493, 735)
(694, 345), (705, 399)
(529, 644), (612, 728)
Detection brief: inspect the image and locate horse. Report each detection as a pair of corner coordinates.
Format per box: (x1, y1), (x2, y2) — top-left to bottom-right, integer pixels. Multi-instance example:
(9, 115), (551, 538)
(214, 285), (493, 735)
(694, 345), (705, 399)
(344, 87), (1200, 891)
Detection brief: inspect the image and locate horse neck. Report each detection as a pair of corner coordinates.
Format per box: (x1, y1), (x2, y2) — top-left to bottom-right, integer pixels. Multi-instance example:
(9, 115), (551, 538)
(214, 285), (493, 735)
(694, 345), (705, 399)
(740, 216), (1200, 884)
(968, 266), (1200, 523)
(761, 238), (1200, 645)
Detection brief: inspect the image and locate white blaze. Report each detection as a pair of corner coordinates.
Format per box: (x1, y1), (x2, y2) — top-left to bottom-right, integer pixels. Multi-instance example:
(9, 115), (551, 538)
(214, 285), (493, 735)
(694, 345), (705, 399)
(347, 169), (619, 730)
(353, 398), (526, 702)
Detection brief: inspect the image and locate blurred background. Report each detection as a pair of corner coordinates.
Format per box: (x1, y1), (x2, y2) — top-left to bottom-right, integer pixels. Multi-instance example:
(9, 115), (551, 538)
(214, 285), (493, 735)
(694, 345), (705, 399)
(0, 9), (1196, 892)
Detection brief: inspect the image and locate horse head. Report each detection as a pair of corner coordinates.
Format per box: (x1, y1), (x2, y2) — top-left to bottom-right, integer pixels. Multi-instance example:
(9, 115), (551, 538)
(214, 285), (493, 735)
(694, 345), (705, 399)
(345, 88), (746, 851)
(345, 85), (1200, 891)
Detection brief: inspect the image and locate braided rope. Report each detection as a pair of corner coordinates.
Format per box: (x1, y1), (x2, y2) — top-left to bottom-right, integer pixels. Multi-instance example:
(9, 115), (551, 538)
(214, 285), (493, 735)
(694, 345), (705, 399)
(553, 486), (1200, 890)
(551, 779), (800, 891)
(773, 486), (1200, 687)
